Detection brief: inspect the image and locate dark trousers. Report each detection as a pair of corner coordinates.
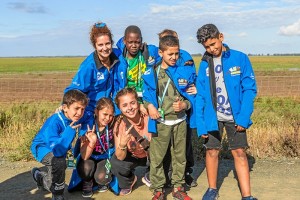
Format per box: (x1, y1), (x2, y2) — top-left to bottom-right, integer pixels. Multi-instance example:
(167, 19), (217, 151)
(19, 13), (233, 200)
(110, 153), (147, 189)
(77, 158), (108, 185)
(186, 126), (195, 172)
(41, 152), (66, 195)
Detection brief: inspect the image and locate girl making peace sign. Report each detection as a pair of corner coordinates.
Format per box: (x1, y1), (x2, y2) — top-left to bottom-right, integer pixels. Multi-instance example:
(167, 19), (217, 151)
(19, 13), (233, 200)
(110, 87), (152, 196)
(68, 98), (115, 198)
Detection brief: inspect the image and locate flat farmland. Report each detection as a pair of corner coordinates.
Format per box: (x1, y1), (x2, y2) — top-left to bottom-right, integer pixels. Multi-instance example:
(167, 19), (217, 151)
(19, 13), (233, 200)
(0, 56), (299, 102)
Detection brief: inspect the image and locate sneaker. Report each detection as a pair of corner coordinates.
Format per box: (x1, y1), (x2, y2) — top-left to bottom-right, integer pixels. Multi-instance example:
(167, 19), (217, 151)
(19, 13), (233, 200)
(31, 167), (44, 189)
(202, 188), (218, 200)
(82, 180), (93, 198)
(119, 175), (137, 196)
(152, 190), (165, 200)
(52, 194), (64, 200)
(185, 172), (198, 188)
(142, 172), (151, 187)
(242, 196), (258, 200)
(98, 185), (108, 193)
(172, 187), (192, 200)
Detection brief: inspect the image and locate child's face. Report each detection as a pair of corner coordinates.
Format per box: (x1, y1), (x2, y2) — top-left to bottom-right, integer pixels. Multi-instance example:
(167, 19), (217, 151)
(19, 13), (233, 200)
(63, 102), (86, 122)
(95, 35), (112, 60)
(118, 93), (139, 119)
(202, 33), (224, 58)
(95, 106), (114, 127)
(159, 46), (179, 67)
(124, 33), (142, 57)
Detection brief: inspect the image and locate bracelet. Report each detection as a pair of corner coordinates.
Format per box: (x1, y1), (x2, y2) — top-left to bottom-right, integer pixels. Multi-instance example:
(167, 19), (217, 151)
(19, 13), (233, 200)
(118, 144), (127, 151)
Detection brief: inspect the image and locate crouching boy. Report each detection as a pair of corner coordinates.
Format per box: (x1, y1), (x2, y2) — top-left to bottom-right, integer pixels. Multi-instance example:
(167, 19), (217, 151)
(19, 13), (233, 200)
(31, 89), (89, 200)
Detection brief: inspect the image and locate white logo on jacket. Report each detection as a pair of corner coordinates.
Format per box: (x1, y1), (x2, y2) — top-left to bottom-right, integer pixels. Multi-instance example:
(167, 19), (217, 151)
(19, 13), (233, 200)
(144, 69), (151, 75)
(97, 72), (104, 80)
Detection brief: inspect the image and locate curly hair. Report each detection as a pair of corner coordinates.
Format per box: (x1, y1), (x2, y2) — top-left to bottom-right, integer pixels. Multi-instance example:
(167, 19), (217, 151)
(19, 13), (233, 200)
(196, 23), (220, 44)
(90, 22), (114, 49)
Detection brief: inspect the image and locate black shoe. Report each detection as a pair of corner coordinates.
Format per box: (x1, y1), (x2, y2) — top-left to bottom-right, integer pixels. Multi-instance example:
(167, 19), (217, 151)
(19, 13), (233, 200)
(82, 180), (93, 198)
(52, 194), (65, 200)
(185, 172), (198, 187)
(31, 167), (44, 189)
(242, 196), (258, 200)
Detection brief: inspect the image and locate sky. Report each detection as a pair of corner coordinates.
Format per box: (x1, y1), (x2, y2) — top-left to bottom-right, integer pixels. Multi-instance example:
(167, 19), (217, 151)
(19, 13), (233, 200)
(1, 0), (300, 57)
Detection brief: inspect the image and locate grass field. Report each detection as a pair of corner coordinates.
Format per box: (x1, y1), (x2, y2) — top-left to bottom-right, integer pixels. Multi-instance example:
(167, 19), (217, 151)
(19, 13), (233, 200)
(0, 57), (85, 73)
(0, 56), (299, 73)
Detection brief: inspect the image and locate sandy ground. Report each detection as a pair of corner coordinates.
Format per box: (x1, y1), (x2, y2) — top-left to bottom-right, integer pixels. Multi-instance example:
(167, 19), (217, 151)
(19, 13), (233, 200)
(0, 158), (299, 200)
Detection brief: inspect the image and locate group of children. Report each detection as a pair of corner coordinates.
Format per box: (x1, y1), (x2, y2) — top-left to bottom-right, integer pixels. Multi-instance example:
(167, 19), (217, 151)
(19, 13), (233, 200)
(30, 22), (257, 200)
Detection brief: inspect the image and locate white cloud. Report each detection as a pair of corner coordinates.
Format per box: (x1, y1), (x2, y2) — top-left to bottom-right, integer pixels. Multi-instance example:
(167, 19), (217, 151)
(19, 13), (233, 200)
(279, 19), (300, 36)
(150, 0), (203, 15)
(187, 36), (195, 41)
(237, 32), (247, 37)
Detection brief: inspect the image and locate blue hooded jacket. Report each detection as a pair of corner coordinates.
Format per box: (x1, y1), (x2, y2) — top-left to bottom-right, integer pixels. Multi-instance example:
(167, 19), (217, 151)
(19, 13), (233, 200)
(142, 63), (197, 133)
(195, 44), (257, 136)
(31, 111), (91, 162)
(64, 50), (127, 114)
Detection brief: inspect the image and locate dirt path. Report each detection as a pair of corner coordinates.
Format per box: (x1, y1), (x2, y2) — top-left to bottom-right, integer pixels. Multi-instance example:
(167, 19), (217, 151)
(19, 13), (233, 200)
(0, 158), (299, 200)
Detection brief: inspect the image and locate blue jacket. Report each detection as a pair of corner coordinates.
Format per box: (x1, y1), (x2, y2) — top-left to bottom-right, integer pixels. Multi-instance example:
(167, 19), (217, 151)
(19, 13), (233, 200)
(68, 120), (116, 192)
(142, 63), (197, 133)
(115, 38), (161, 88)
(64, 50), (127, 114)
(177, 49), (195, 68)
(195, 44), (257, 136)
(31, 111), (91, 162)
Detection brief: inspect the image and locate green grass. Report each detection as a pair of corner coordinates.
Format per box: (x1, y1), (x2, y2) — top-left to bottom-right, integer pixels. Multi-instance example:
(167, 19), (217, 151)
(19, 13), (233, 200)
(0, 57), (85, 73)
(0, 56), (299, 73)
(192, 55), (300, 72)
(249, 56), (300, 71)
(0, 102), (59, 161)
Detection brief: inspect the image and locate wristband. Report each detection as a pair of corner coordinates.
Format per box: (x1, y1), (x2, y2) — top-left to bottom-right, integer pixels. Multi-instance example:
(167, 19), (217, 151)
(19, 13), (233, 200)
(118, 144), (127, 151)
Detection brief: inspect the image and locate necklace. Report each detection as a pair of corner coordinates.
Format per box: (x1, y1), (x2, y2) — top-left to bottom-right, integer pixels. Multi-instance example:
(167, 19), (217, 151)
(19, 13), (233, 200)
(127, 114), (143, 128)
